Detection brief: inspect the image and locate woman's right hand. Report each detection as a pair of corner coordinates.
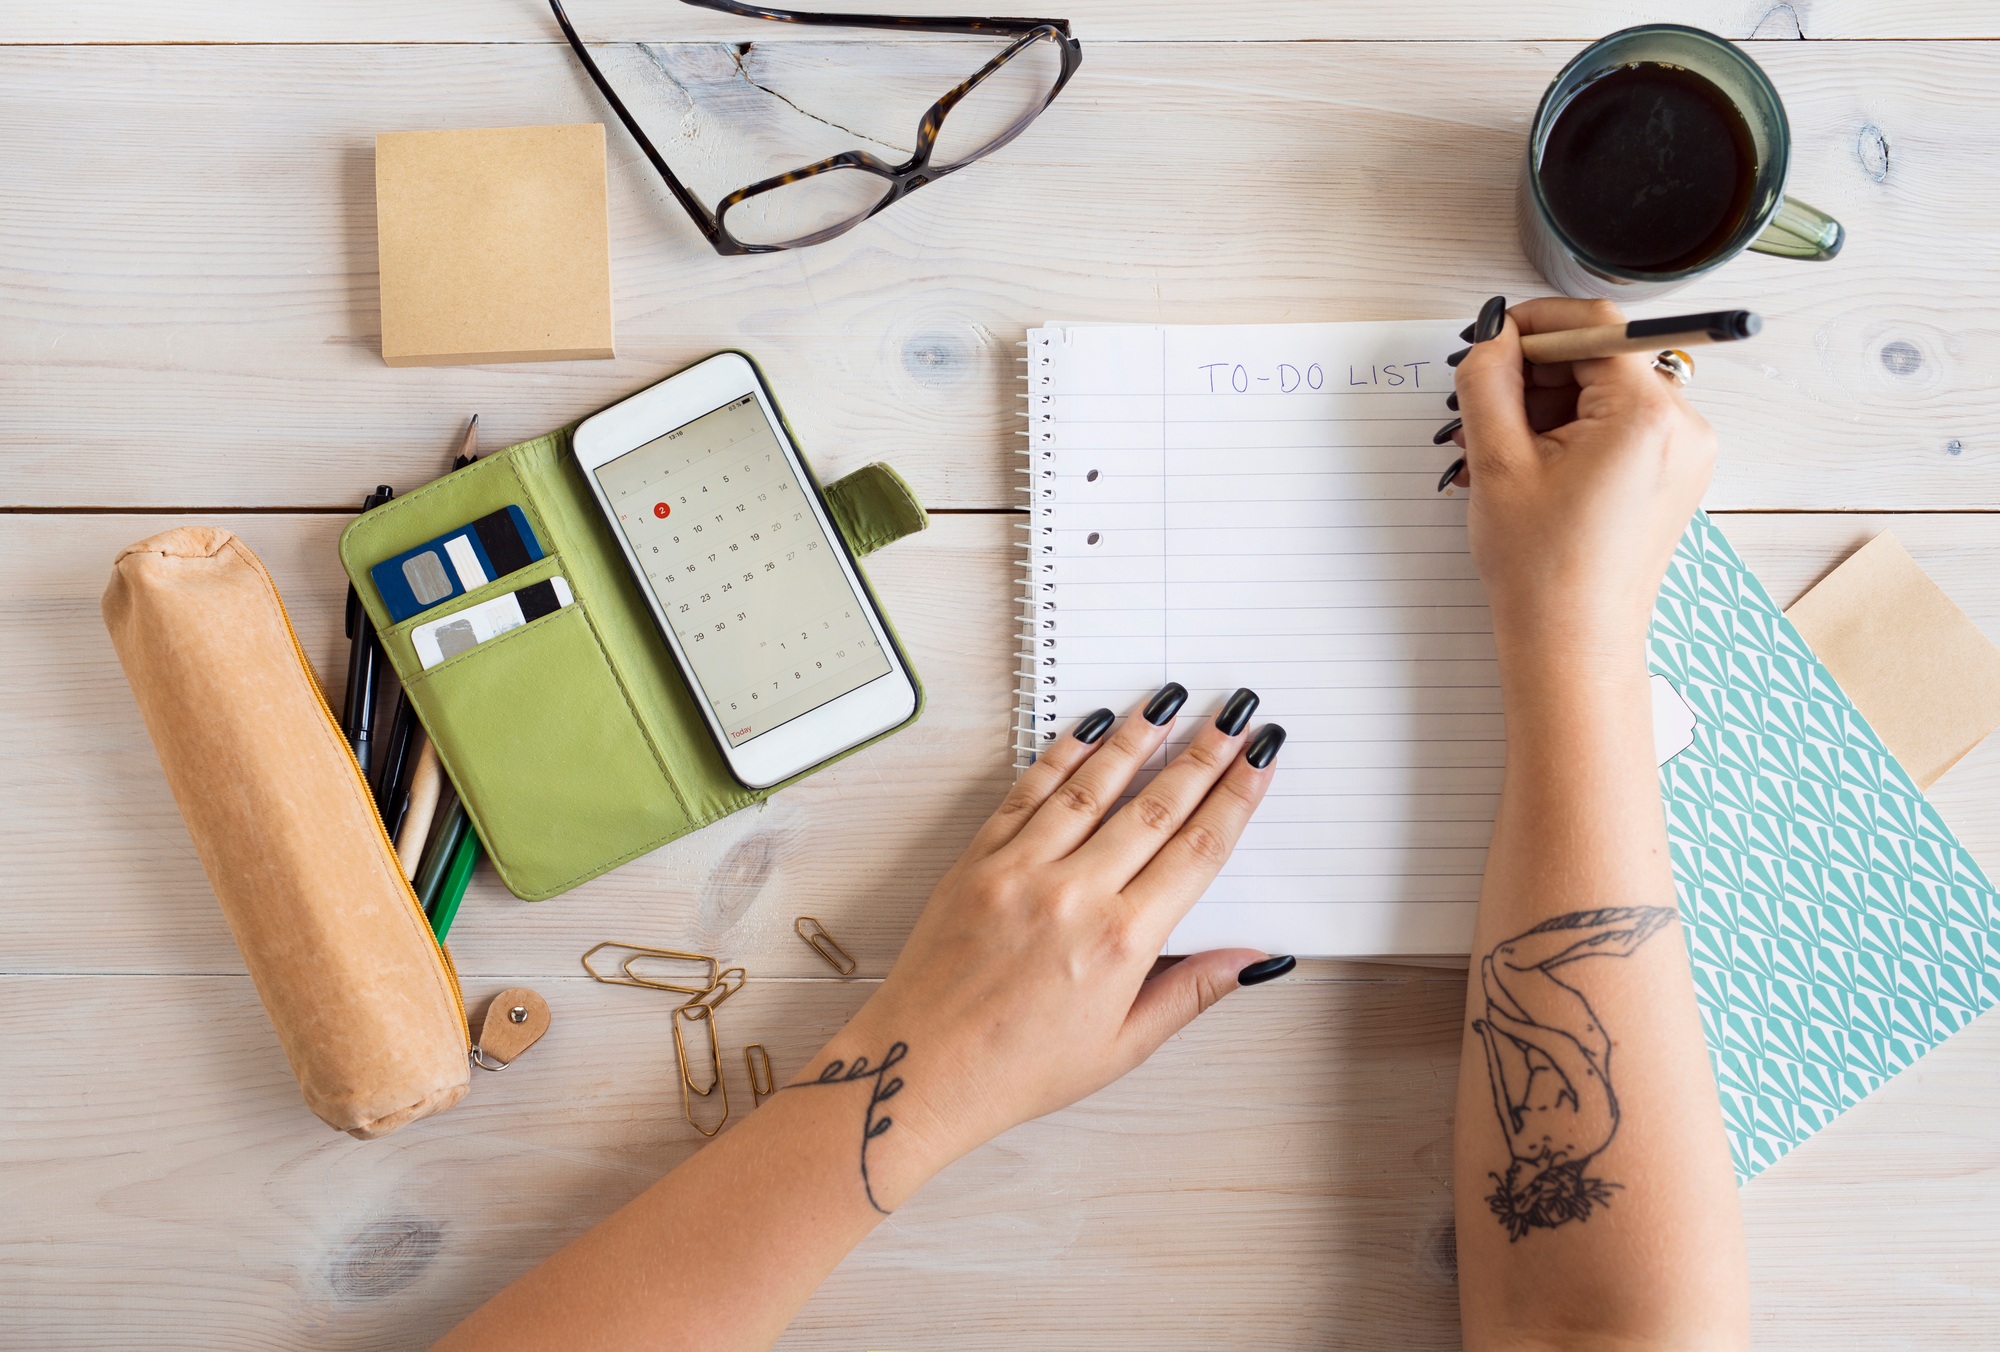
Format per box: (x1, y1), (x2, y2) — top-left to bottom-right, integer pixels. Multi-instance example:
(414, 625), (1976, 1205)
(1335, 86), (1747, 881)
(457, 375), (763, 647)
(1444, 301), (1751, 1352)
(1446, 297), (1717, 678)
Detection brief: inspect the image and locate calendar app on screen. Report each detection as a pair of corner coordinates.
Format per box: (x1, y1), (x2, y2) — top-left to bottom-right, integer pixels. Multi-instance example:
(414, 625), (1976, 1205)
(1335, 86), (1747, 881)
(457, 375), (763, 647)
(592, 394), (891, 746)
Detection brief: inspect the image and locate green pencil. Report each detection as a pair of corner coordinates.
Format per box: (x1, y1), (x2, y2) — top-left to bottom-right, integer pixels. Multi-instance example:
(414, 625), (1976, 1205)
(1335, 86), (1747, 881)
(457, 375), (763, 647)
(412, 794), (468, 912)
(430, 827), (479, 941)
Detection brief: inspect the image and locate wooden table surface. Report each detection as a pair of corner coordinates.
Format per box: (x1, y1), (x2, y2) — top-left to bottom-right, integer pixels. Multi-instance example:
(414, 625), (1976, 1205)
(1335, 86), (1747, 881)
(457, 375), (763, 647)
(7, 3), (1999, 1346)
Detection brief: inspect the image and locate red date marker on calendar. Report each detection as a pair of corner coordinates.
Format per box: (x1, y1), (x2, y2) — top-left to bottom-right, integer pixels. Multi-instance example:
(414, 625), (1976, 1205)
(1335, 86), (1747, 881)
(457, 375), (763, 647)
(653, 502), (672, 518)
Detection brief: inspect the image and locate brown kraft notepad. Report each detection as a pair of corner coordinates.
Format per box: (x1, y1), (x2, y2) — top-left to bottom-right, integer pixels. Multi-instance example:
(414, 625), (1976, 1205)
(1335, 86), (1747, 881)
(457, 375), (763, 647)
(375, 123), (615, 367)
(1786, 530), (2000, 789)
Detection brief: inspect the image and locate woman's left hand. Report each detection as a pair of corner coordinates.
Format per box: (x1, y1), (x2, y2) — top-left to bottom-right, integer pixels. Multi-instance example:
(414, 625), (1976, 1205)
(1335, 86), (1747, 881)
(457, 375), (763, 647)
(805, 687), (1289, 1208)
(430, 689), (1287, 1352)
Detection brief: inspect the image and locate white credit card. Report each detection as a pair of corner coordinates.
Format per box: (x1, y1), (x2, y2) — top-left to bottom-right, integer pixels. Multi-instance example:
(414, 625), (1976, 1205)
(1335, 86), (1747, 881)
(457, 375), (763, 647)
(412, 577), (573, 669)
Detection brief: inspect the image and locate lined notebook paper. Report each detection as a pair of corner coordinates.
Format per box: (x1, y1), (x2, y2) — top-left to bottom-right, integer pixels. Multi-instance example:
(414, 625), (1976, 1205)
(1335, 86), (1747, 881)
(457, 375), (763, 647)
(1018, 320), (1484, 954)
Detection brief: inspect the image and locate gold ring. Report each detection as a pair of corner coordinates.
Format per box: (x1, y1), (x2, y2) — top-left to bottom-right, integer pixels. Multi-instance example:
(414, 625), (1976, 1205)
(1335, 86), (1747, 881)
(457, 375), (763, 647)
(1652, 349), (1694, 387)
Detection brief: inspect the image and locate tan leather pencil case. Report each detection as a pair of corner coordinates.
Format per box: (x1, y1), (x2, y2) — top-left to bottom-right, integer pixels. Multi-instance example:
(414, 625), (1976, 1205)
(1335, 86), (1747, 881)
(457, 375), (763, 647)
(104, 527), (469, 1138)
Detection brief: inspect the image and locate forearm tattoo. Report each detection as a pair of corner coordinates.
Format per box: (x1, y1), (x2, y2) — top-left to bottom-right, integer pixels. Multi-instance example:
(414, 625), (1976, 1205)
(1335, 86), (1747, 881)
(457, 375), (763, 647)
(788, 1041), (908, 1216)
(1472, 907), (1675, 1241)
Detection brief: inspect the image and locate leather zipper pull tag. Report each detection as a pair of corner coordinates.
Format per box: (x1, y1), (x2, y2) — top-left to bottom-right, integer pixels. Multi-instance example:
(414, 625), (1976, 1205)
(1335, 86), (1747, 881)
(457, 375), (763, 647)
(471, 987), (550, 1071)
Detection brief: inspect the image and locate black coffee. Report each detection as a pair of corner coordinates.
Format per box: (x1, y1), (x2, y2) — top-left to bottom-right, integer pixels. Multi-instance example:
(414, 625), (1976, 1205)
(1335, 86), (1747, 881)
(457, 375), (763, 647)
(1537, 61), (1756, 272)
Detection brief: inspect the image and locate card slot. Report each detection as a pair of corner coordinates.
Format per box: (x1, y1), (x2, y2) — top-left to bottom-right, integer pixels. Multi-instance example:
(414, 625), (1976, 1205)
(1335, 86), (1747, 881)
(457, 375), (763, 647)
(340, 454), (559, 631)
(377, 553), (569, 678)
(405, 600), (692, 900)
(381, 553), (568, 642)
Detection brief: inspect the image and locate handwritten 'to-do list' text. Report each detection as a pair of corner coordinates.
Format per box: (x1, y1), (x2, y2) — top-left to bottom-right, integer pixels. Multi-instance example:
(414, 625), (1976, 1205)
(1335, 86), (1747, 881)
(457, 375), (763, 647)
(1192, 358), (1439, 393)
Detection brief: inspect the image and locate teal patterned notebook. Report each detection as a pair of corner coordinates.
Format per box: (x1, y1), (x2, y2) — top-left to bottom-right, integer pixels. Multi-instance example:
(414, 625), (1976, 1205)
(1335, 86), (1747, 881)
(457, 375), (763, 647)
(1652, 513), (2000, 1180)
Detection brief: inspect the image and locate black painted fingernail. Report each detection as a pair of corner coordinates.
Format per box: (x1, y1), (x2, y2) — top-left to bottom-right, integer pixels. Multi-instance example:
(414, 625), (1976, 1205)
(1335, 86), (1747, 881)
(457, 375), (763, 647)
(1073, 708), (1115, 744)
(1474, 295), (1508, 343)
(1447, 391), (1459, 411)
(1244, 723), (1286, 769)
(1238, 955), (1296, 986)
(1446, 347), (1469, 367)
(1458, 322), (1476, 343)
(1436, 458), (1467, 493)
(1144, 682), (1188, 726)
(1215, 687), (1260, 736)
(1432, 417), (1463, 445)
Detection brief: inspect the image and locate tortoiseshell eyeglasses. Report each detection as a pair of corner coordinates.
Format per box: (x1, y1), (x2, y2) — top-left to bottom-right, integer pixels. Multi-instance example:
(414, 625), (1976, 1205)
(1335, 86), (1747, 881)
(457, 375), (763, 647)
(549, 0), (1082, 255)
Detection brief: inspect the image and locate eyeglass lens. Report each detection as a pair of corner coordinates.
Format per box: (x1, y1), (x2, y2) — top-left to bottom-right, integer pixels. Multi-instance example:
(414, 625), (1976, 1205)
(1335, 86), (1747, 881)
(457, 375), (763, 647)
(931, 31), (1067, 170)
(722, 30), (1067, 249)
(725, 167), (898, 250)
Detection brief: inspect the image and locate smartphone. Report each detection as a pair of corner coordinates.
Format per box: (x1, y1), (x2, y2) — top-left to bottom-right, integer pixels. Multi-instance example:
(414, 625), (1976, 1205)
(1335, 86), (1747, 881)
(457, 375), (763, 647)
(573, 352), (919, 788)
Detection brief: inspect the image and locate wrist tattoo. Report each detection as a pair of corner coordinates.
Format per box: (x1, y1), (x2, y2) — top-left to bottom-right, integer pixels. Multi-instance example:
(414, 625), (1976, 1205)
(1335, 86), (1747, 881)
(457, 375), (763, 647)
(788, 1041), (908, 1216)
(1472, 907), (1674, 1241)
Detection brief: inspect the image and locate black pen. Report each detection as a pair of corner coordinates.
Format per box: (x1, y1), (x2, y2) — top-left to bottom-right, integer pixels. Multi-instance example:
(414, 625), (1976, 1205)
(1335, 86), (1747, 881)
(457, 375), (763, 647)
(342, 484), (395, 780)
(1518, 309), (1760, 364)
(1436, 309), (1760, 492)
(375, 694), (418, 824)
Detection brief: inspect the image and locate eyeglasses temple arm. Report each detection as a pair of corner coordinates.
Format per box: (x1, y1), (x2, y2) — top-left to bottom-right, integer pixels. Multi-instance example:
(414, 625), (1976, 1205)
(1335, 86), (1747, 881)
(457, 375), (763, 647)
(680, 0), (1070, 38)
(549, 0), (723, 242)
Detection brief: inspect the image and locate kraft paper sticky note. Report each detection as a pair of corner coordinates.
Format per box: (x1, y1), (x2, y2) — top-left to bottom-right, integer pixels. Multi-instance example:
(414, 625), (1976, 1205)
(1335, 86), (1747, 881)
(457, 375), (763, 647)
(1785, 531), (2000, 788)
(375, 124), (614, 367)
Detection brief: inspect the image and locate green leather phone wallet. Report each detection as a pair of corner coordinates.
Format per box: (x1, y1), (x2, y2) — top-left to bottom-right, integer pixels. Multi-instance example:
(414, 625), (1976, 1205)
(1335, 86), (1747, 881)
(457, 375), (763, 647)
(339, 395), (928, 902)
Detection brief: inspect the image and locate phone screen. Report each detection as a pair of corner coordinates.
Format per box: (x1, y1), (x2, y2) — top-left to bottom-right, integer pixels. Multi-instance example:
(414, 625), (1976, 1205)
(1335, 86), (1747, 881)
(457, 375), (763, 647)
(592, 394), (891, 746)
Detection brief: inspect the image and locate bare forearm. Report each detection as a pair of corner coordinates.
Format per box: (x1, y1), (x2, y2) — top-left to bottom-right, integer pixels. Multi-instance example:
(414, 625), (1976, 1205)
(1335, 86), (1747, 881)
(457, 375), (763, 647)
(431, 1065), (924, 1352)
(1455, 656), (1747, 1350)
(1482, 654), (1675, 909)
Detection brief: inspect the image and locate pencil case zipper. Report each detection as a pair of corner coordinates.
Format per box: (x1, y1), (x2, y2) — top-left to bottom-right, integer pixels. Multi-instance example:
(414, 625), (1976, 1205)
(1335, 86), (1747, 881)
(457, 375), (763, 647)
(266, 570), (470, 1047)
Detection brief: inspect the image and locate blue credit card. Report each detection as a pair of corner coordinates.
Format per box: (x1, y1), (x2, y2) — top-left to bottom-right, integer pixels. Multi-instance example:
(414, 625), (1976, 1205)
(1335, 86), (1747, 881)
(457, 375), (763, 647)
(371, 505), (544, 623)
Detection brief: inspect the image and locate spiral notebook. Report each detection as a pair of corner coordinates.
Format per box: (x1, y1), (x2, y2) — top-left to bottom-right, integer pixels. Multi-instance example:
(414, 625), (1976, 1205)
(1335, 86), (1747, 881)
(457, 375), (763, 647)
(1018, 319), (1489, 955)
(1016, 319), (2000, 1177)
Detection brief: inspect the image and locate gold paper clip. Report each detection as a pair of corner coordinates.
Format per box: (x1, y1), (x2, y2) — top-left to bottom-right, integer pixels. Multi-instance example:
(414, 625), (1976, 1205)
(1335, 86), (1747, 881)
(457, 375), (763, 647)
(584, 940), (748, 1137)
(674, 1003), (729, 1137)
(682, 965), (746, 1015)
(794, 916), (856, 976)
(745, 1044), (775, 1106)
(581, 941), (717, 995)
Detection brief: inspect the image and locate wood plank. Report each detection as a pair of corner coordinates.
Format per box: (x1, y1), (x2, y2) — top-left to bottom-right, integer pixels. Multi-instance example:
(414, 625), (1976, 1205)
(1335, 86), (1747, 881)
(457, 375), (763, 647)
(1742, 997), (2000, 1351)
(5, 42), (1998, 510)
(2, 970), (1995, 1348)
(9, 0), (1999, 44)
(0, 512), (1017, 979)
(0, 972), (1467, 1350)
(12, 510), (2000, 981)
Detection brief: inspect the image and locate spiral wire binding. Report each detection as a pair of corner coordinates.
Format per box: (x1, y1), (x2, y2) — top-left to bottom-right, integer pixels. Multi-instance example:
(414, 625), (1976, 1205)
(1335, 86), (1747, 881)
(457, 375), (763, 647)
(1013, 331), (1060, 769)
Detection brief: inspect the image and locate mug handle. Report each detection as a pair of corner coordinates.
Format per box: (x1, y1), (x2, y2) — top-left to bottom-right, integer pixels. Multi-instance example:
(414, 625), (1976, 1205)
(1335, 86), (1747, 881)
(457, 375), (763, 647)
(1748, 195), (1845, 261)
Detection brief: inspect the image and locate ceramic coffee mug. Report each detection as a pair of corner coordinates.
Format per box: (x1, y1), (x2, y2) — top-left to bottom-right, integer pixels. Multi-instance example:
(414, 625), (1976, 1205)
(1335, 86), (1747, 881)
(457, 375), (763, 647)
(1519, 24), (1844, 300)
